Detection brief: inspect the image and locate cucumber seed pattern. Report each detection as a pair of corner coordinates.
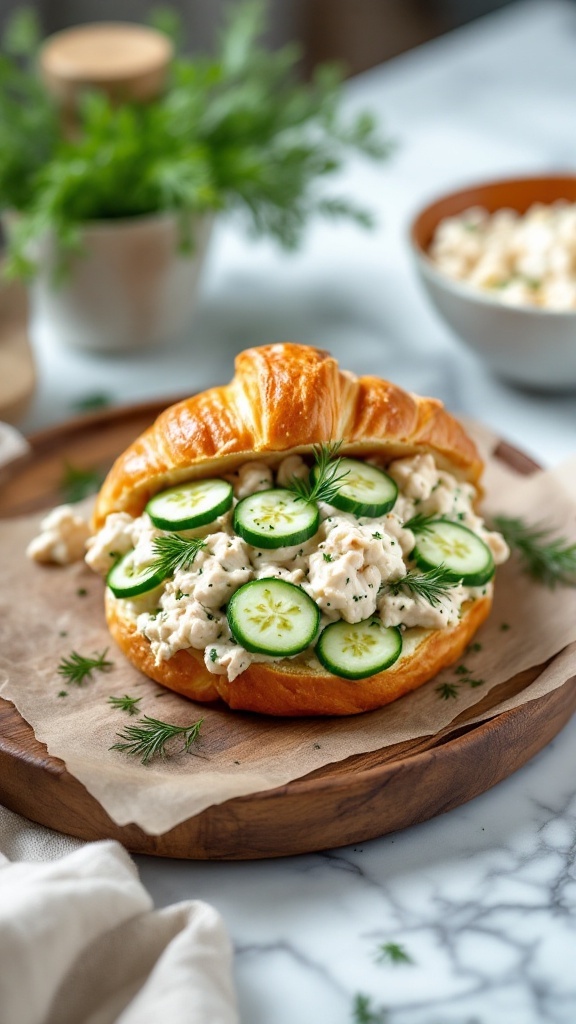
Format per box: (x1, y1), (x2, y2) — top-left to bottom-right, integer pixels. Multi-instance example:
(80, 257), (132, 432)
(247, 588), (301, 634)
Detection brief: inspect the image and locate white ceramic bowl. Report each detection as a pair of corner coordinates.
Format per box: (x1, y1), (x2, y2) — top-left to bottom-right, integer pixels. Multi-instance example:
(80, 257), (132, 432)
(410, 175), (576, 390)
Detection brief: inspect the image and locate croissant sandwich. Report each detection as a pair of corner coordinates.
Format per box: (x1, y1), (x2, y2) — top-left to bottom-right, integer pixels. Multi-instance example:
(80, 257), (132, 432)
(82, 343), (508, 716)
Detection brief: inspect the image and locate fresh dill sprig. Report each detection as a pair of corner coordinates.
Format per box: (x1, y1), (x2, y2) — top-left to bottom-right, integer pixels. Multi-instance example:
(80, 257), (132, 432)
(107, 694), (142, 716)
(374, 942), (414, 966)
(57, 649), (114, 686)
(110, 715), (204, 765)
(436, 669), (485, 700)
(59, 460), (105, 503)
(492, 515), (576, 588)
(436, 681), (459, 700)
(404, 512), (437, 534)
(352, 993), (388, 1024)
(150, 533), (206, 578)
(384, 565), (459, 607)
(72, 392), (112, 413)
(289, 441), (349, 505)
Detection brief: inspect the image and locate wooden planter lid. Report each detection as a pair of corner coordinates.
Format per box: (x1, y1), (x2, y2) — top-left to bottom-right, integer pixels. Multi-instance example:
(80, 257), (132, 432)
(40, 22), (173, 106)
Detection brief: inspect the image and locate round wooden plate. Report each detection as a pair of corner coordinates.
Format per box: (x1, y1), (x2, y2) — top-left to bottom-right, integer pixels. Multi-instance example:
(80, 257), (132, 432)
(1, 402), (575, 860)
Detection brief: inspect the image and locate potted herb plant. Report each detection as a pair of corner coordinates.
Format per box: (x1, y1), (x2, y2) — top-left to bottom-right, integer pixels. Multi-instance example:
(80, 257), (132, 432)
(0, 3), (388, 352)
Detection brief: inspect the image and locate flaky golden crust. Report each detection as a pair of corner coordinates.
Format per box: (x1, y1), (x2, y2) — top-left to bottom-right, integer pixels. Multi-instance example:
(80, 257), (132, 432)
(106, 592), (492, 716)
(96, 343), (490, 716)
(93, 343), (482, 529)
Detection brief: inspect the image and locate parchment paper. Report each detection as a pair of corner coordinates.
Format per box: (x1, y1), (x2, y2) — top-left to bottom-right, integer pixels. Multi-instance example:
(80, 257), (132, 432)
(1, 431), (576, 836)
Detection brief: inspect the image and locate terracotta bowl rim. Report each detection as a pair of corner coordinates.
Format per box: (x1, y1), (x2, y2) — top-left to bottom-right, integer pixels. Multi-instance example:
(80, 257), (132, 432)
(409, 172), (576, 318)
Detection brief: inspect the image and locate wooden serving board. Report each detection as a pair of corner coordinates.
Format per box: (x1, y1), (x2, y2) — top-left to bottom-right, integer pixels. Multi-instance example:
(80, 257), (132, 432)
(1, 402), (575, 860)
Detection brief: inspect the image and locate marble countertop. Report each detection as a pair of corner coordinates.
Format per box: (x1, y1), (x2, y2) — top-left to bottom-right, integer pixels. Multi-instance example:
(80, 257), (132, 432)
(14, 1), (576, 1021)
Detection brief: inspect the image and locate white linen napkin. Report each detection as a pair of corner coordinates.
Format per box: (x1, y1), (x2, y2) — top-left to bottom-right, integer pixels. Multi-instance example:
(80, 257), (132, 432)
(0, 421), (30, 469)
(0, 807), (239, 1024)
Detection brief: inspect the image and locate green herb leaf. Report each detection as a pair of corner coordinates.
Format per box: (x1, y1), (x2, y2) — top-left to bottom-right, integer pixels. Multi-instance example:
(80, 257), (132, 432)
(404, 513), (438, 535)
(72, 393), (112, 412)
(1, 0), (388, 278)
(289, 441), (349, 505)
(59, 461), (104, 503)
(352, 993), (388, 1024)
(110, 715), (203, 765)
(3, 8), (40, 57)
(150, 533), (207, 578)
(492, 515), (576, 588)
(374, 941), (414, 966)
(107, 694), (142, 716)
(384, 565), (459, 607)
(58, 649), (114, 686)
(436, 681), (459, 700)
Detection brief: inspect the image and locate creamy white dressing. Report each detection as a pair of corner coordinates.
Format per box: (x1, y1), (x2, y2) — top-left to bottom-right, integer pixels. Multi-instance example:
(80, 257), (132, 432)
(86, 452), (509, 681)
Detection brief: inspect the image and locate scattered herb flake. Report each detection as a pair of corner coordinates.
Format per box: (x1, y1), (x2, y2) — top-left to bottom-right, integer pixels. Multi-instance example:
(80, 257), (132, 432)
(352, 993), (388, 1024)
(72, 393), (112, 412)
(374, 942), (414, 966)
(436, 681), (459, 700)
(107, 694), (142, 716)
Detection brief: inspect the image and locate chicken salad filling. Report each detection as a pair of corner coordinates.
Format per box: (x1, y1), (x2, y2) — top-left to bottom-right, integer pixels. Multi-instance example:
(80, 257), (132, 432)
(84, 451), (509, 682)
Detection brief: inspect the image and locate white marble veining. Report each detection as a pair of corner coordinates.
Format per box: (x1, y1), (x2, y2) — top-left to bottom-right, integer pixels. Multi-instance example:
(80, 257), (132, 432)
(137, 713), (576, 1024)
(11, 2), (576, 1021)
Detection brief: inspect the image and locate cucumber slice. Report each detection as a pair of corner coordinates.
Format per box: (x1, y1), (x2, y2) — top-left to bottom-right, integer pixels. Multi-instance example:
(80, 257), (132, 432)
(412, 519), (495, 586)
(146, 478), (233, 531)
(107, 549), (166, 598)
(316, 617), (402, 679)
(313, 458), (397, 517)
(233, 489), (319, 549)
(227, 579), (320, 656)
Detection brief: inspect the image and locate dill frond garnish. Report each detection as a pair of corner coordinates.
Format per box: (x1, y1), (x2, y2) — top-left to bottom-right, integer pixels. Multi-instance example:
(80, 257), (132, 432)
(150, 534), (206, 578)
(289, 441), (349, 505)
(110, 715), (204, 765)
(492, 515), (576, 588)
(107, 694), (142, 716)
(383, 565), (460, 607)
(403, 513), (438, 534)
(57, 649), (114, 686)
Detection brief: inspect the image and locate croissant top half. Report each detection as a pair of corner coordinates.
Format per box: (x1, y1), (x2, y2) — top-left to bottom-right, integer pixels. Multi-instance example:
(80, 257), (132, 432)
(93, 343), (482, 529)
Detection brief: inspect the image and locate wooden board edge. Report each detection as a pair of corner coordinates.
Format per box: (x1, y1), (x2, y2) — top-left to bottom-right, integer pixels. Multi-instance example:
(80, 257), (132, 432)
(1, 679), (574, 859)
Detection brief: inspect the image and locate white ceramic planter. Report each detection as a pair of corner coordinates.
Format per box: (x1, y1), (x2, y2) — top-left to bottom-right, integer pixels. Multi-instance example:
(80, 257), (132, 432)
(29, 212), (213, 353)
